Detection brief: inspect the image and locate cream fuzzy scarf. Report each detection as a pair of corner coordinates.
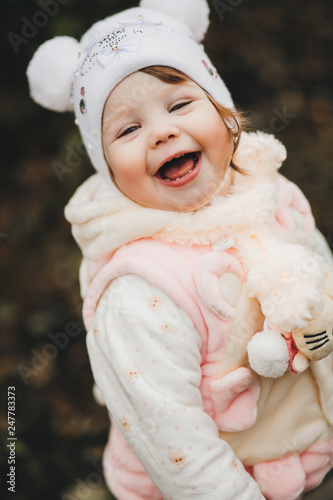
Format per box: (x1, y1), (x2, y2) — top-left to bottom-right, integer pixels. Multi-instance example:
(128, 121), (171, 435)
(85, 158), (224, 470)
(65, 131), (284, 259)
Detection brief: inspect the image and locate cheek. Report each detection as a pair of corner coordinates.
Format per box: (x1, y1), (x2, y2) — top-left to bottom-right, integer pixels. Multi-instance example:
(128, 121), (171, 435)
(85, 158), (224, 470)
(212, 123), (231, 164)
(199, 111), (230, 152)
(105, 145), (141, 185)
(211, 118), (230, 146)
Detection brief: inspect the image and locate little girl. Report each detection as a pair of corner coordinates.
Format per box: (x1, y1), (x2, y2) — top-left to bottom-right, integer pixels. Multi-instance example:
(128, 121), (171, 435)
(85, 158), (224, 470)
(27, 1), (333, 499)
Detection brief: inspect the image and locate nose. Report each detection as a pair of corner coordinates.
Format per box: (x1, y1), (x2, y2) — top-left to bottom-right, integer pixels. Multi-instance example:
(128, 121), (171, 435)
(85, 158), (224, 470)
(149, 124), (180, 149)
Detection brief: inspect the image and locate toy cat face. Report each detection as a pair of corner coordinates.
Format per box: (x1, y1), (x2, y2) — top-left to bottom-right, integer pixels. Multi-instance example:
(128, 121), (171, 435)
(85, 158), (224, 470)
(293, 326), (333, 361)
(292, 290), (333, 362)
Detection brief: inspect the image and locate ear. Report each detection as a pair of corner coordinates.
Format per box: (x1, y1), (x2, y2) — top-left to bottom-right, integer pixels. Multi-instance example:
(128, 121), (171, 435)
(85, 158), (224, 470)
(26, 36), (79, 112)
(139, 0), (210, 42)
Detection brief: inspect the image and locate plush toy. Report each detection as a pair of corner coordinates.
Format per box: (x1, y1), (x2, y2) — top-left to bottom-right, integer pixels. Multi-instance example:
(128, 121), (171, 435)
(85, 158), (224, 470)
(224, 132), (333, 378)
(247, 287), (333, 378)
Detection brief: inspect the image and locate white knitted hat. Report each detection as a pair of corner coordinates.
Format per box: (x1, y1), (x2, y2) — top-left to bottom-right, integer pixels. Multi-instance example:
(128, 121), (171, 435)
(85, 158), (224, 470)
(27, 0), (234, 180)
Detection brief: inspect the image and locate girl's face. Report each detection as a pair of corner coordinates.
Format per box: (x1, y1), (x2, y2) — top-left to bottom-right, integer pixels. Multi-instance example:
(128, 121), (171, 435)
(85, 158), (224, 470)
(102, 72), (232, 211)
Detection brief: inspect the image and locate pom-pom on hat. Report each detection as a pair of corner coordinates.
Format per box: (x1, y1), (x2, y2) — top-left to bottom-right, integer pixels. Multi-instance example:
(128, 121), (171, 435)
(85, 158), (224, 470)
(27, 0), (234, 180)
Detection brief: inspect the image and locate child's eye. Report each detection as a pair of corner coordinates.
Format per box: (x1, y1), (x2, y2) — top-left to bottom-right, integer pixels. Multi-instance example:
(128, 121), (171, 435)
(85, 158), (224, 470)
(118, 125), (140, 138)
(170, 101), (191, 113)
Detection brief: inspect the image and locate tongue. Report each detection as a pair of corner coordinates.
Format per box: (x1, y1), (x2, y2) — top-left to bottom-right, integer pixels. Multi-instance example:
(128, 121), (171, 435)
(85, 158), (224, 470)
(159, 155), (195, 180)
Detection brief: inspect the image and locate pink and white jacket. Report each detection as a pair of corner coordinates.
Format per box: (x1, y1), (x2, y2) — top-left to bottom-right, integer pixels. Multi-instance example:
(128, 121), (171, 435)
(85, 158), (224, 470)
(65, 132), (333, 500)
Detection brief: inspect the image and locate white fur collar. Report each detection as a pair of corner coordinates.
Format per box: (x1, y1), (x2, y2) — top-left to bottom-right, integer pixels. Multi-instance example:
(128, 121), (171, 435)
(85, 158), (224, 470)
(64, 131), (287, 262)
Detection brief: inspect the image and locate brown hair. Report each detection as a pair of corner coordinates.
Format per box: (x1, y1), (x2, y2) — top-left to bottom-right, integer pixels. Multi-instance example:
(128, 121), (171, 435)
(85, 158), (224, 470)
(139, 65), (250, 173)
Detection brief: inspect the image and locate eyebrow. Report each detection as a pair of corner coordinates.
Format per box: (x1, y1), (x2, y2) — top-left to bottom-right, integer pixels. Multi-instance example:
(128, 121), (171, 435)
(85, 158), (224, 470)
(102, 104), (132, 135)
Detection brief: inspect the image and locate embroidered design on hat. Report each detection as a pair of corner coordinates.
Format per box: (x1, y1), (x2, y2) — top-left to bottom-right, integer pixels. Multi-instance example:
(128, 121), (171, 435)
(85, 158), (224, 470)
(79, 29), (128, 76)
(202, 59), (217, 79)
(78, 29), (143, 75)
(132, 26), (162, 38)
(97, 34), (141, 67)
(79, 98), (87, 114)
(79, 86), (87, 113)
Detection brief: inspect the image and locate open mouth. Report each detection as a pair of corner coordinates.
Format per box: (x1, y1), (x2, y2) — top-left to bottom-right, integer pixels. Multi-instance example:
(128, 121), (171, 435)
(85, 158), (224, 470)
(155, 152), (201, 187)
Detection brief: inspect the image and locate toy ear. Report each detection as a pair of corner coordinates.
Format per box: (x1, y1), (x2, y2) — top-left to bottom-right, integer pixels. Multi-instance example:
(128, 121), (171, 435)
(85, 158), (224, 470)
(26, 36), (79, 112)
(139, 0), (210, 42)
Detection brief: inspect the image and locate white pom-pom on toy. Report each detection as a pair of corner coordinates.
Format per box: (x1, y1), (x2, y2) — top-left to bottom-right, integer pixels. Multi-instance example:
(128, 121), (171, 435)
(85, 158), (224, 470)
(247, 329), (289, 378)
(139, 0), (210, 42)
(27, 36), (79, 112)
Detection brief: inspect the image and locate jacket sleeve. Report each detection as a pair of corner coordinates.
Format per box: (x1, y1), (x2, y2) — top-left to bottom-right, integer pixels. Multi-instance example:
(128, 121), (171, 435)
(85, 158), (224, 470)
(86, 274), (265, 500)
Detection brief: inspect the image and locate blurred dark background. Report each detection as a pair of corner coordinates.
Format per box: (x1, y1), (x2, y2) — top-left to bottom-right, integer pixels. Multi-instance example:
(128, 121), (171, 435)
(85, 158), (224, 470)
(1, 0), (332, 499)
